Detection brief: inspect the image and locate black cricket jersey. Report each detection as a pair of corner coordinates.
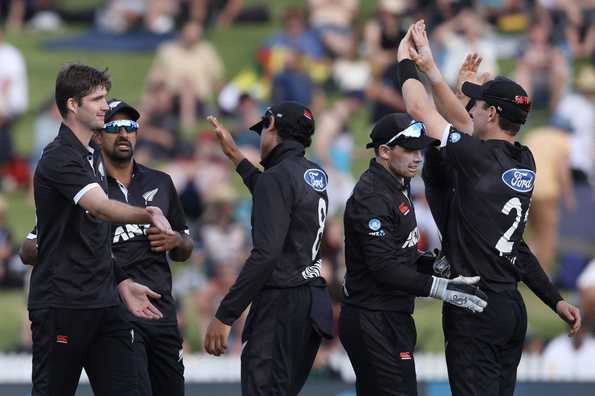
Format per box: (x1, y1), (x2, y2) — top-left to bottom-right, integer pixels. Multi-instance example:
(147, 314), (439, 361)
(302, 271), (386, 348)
(423, 127), (562, 308)
(342, 159), (433, 314)
(107, 162), (189, 324)
(30, 124), (118, 310)
(215, 140), (329, 325)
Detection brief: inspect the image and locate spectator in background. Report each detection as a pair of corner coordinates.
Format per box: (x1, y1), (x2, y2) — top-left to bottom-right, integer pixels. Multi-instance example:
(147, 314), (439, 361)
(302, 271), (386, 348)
(30, 99), (61, 168)
(577, 259), (595, 326)
(313, 98), (357, 216)
(563, 0), (595, 61)
(432, 9), (498, 86)
(0, 24), (27, 173)
(524, 117), (574, 275)
(554, 67), (595, 290)
(363, 0), (411, 122)
(516, 19), (569, 112)
(271, 48), (315, 107)
(0, 195), (14, 287)
(331, 31), (371, 97)
(136, 78), (182, 162)
(261, 6), (329, 85)
(363, 0), (408, 75)
(265, 7), (326, 62)
(366, 61), (406, 123)
(556, 65), (595, 187)
(231, 93), (262, 156)
(201, 185), (248, 276)
(149, 20), (224, 128)
(164, 132), (233, 207)
(307, 0), (359, 58)
(96, 0), (179, 33)
(188, 0), (246, 28)
(542, 322), (595, 380)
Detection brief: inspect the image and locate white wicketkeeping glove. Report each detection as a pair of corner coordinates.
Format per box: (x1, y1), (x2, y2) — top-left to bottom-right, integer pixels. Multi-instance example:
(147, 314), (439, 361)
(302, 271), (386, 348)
(429, 276), (488, 313)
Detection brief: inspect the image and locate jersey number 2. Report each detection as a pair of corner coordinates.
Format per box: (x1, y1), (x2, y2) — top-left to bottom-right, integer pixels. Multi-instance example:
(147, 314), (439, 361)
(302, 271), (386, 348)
(311, 198), (327, 260)
(495, 197), (528, 255)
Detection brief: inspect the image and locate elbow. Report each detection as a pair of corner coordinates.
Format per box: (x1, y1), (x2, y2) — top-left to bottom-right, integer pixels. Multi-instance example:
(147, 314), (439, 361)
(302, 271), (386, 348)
(169, 246), (192, 262)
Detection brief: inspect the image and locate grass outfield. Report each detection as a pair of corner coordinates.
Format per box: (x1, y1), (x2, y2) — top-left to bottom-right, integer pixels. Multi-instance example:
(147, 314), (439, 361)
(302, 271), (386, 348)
(0, 0), (574, 352)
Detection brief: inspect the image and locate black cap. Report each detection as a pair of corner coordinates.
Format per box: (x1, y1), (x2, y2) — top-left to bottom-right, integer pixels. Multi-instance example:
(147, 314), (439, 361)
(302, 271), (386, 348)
(249, 101), (315, 135)
(366, 113), (439, 150)
(462, 77), (531, 124)
(105, 99), (140, 122)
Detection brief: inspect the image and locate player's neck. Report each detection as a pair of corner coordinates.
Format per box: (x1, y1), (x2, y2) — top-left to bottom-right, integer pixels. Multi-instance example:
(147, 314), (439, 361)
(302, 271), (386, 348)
(483, 128), (515, 144)
(63, 118), (95, 150)
(102, 155), (134, 187)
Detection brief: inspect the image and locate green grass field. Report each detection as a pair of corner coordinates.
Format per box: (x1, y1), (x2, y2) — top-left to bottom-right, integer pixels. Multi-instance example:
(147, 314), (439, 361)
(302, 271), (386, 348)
(0, 0), (575, 352)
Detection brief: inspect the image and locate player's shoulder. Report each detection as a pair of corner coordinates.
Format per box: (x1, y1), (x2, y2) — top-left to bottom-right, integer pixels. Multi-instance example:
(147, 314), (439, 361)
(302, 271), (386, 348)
(38, 140), (82, 169)
(352, 170), (392, 208)
(136, 163), (173, 183)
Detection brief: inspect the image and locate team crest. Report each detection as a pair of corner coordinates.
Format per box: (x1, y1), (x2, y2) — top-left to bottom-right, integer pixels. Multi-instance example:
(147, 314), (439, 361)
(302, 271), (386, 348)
(303, 169), (328, 192)
(142, 188), (159, 204)
(108, 100), (121, 109)
(448, 132), (461, 144)
(368, 218), (381, 231)
(501, 169), (535, 193)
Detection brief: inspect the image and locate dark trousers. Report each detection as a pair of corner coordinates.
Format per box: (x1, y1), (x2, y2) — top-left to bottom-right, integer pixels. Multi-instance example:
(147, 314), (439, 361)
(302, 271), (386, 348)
(443, 289), (527, 396)
(241, 286), (322, 396)
(339, 304), (418, 396)
(29, 305), (137, 396)
(133, 321), (185, 396)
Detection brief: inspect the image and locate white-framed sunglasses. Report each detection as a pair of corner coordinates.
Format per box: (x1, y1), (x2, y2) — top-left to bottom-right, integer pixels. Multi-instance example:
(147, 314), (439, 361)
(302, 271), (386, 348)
(384, 122), (425, 146)
(103, 119), (139, 133)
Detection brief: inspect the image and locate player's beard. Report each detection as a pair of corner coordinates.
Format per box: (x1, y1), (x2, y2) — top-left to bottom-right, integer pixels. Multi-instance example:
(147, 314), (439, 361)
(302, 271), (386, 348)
(108, 139), (134, 163)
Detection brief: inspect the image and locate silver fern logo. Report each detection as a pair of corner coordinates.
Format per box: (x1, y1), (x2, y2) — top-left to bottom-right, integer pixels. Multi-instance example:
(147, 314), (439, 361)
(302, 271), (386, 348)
(142, 188), (159, 205)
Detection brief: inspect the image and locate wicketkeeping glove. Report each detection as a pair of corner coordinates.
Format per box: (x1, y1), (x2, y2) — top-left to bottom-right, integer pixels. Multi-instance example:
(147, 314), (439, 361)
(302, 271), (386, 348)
(416, 249), (451, 277)
(429, 276), (488, 313)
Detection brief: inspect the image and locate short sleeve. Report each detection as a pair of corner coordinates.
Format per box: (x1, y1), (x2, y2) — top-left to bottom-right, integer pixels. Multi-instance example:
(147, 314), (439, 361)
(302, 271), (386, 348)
(38, 151), (100, 204)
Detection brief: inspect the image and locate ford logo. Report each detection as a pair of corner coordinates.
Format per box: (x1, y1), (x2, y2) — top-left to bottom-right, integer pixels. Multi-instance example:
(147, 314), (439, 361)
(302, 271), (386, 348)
(501, 168), (535, 193)
(304, 168), (328, 192)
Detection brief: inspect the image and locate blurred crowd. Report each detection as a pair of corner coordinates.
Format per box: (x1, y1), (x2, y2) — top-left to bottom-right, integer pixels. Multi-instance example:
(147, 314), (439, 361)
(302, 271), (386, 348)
(1, 0), (595, 378)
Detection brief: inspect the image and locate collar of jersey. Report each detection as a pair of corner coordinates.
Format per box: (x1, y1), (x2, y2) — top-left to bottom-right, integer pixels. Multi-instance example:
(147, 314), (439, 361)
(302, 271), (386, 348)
(106, 160), (144, 183)
(260, 140), (305, 169)
(58, 123), (99, 157)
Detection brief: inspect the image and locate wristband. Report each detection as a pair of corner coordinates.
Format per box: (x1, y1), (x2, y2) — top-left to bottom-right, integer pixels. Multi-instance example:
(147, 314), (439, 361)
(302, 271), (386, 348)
(398, 59), (421, 89)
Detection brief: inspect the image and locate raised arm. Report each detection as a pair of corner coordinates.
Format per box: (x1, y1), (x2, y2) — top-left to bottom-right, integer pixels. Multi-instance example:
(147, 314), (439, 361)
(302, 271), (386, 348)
(407, 20), (473, 134)
(397, 23), (450, 141)
(207, 115), (262, 192)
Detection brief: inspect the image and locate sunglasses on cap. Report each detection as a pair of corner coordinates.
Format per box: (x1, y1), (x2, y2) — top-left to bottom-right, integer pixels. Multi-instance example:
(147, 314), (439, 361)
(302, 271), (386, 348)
(384, 121), (425, 146)
(260, 108), (274, 130)
(103, 120), (139, 134)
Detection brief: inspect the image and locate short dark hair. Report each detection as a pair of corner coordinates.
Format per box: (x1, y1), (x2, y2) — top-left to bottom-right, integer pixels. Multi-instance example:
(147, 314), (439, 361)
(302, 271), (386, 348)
(482, 102), (522, 136)
(55, 63), (111, 117)
(276, 118), (313, 147)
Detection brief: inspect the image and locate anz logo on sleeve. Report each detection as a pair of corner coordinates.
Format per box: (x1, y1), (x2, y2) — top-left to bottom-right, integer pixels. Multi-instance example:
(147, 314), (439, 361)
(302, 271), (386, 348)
(501, 168), (535, 193)
(113, 224), (150, 244)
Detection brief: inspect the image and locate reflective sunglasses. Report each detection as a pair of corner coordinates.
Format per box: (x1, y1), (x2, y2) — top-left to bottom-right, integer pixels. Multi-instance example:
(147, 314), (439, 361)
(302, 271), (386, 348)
(103, 120), (139, 134)
(260, 107), (274, 130)
(384, 121), (425, 146)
